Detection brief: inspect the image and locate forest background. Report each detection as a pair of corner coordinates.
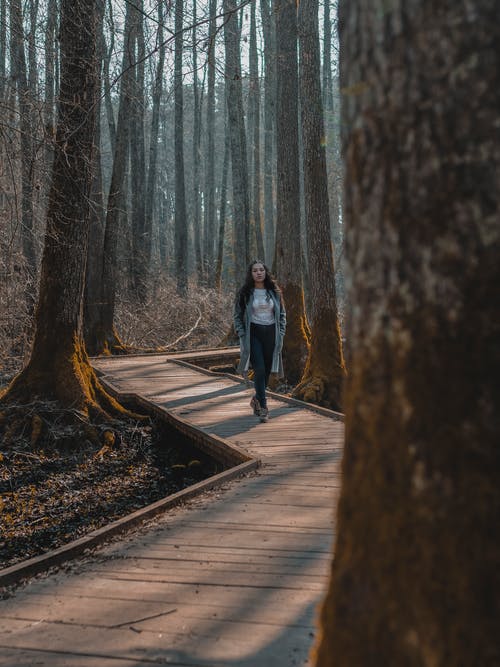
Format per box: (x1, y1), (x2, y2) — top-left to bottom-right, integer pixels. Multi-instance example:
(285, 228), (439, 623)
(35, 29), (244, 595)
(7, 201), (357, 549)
(0, 0), (343, 400)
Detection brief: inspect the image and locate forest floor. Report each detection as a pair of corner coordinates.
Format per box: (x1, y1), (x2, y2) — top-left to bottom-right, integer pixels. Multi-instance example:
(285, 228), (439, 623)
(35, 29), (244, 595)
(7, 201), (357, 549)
(0, 414), (222, 571)
(0, 279), (236, 571)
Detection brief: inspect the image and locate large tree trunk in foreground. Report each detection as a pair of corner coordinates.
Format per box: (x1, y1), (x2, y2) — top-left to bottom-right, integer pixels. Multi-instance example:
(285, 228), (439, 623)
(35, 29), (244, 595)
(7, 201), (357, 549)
(315, 2), (500, 665)
(294, 0), (345, 411)
(273, 0), (309, 385)
(0, 0), (125, 430)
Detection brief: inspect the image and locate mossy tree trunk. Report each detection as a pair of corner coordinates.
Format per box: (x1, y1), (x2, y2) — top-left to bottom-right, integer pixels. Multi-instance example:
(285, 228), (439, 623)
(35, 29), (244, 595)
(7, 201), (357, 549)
(294, 0), (345, 411)
(1, 0), (124, 429)
(315, 2), (500, 665)
(274, 0), (309, 385)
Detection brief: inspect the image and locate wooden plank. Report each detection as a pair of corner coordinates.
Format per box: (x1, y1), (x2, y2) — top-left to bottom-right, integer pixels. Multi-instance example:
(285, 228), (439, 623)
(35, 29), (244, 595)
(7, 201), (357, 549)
(0, 350), (342, 667)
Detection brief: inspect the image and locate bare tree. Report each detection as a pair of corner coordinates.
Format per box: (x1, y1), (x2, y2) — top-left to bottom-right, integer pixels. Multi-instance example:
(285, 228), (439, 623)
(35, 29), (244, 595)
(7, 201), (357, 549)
(9, 0), (37, 276)
(86, 0), (135, 355)
(0, 0), (6, 99)
(224, 0), (250, 282)
(294, 0), (345, 410)
(273, 0), (309, 384)
(249, 0), (265, 261)
(144, 0), (166, 282)
(174, 0), (188, 296)
(215, 108), (231, 291)
(203, 0), (217, 279)
(260, 0), (276, 262)
(130, 0), (147, 298)
(315, 2), (500, 665)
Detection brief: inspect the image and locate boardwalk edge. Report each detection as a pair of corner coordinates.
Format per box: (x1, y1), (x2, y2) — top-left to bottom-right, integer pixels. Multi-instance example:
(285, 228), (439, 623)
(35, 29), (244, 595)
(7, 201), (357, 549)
(0, 382), (260, 590)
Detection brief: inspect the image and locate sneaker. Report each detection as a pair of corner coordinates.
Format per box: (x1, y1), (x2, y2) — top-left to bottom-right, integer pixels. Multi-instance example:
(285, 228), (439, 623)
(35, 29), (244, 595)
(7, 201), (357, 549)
(250, 396), (260, 416)
(259, 407), (269, 423)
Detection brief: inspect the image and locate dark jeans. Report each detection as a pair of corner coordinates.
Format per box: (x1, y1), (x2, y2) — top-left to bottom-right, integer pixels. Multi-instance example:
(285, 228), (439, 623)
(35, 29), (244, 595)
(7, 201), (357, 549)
(250, 323), (275, 409)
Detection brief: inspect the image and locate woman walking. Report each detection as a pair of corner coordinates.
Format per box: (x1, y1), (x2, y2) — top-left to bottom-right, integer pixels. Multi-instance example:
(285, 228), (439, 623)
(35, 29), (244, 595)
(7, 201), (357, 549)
(234, 260), (286, 422)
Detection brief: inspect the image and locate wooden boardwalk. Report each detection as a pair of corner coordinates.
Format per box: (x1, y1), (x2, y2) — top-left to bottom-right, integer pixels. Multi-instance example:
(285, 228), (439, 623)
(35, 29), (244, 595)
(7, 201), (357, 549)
(0, 352), (344, 666)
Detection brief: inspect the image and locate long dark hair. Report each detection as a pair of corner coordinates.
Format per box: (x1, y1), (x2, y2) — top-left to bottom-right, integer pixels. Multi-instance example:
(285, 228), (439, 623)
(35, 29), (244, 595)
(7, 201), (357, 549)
(237, 260), (284, 310)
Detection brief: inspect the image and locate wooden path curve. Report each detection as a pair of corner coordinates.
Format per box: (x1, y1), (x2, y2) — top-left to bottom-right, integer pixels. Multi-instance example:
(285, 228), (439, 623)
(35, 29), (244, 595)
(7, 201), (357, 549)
(0, 351), (344, 667)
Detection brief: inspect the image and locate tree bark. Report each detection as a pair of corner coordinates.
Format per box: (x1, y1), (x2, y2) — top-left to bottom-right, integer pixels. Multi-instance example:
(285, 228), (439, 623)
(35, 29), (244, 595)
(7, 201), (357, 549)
(0, 0), (6, 99)
(83, 0), (106, 354)
(129, 0), (147, 299)
(224, 0), (250, 284)
(321, 0), (333, 113)
(315, 2), (500, 665)
(102, 0), (116, 154)
(192, 0), (204, 285)
(0, 0), (124, 426)
(249, 0), (265, 261)
(87, 0), (135, 355)
(260, 0), (276, 263)
(293, 0), (345, 411)
(273, 0), (309, 385)
(9, 0), (37, 277)
(215, 110), (231, 291)
(44, 0), (57, 159)
(144, 0), (165, 279)
(174, 0), (188, 296)
(203, 0), (217, 279)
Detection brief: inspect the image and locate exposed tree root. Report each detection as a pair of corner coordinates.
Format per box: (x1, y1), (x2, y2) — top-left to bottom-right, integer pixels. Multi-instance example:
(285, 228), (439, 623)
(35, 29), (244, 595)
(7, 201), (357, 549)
(293, 310), (346, 411)
(293, 370), (344, 412)
(0, 333), (147, 449)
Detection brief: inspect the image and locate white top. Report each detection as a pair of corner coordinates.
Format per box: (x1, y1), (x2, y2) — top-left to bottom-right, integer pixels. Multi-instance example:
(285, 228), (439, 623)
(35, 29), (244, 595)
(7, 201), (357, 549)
(251, 288), (275, 325)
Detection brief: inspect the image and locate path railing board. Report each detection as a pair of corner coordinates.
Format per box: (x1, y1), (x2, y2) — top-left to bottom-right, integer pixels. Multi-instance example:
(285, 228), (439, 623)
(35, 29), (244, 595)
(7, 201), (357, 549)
(0, 351), (344, 667)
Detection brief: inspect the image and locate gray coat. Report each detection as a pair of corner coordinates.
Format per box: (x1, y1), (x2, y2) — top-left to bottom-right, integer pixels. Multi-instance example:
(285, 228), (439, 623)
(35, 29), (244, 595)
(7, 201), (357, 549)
(233, 289), (286, 378)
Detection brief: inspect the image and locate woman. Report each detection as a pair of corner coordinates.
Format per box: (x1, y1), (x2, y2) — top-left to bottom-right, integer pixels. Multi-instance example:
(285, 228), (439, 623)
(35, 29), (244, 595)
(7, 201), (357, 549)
(233, 260), (286, 422)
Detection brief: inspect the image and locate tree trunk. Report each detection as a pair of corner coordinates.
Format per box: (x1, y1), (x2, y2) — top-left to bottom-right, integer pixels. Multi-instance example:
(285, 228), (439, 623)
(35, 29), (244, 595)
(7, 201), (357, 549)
(224, 0), (250, 284)
(83, 0), (106, 354)
(249, 0), (265, 261)
(9, 0), (37, 277)
(129, 0), (147, 299)
(260, 0), (276, 262)
(87, 0), (135, 355)
(102, 0), (116, 154)
(192, 0), (204, 285)
(293, 0), (345, 411)
(315, 2), (500, 665)
(144, 0), (165, 277)
(203, 0), (217, 279)
(0, 0), (125, 431)
(0, 0), (6, 99)
(215, 110), (231, 291)
(44, 0), (57, 162)
(27, 0), (39, 100)
(174, 0), (188, 296)
(273, 0), (309, 385)
(321, 0), (333, 113)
